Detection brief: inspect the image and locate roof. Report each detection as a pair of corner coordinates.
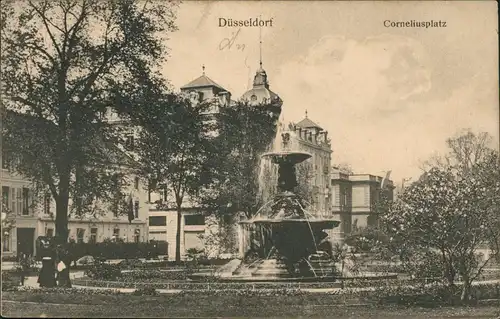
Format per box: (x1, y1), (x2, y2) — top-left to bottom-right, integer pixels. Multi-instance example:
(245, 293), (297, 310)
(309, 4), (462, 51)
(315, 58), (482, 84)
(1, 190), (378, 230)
(240, 87), (282, 105)
(180, 75), (227, 91)
(296, 117), (323, 130)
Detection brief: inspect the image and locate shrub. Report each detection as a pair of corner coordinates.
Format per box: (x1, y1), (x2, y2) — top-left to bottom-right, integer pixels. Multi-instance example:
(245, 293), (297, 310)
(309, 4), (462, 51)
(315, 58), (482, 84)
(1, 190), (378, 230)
(85, 263), (122, 280)
(1, 271), (20, 291)
(68, 241), (168, 261)
(132, 287), (158, 296)
(117, 259), (144, 270)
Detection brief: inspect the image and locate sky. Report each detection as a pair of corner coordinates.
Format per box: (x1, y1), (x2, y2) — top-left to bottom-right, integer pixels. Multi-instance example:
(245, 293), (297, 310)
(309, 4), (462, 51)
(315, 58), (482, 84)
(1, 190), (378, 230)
(161, 1), (499, 183)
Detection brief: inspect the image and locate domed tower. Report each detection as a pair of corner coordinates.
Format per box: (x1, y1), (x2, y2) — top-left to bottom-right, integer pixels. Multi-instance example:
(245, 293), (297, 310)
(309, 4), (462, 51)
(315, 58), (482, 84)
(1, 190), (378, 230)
(241, 61), (283, 111)
(240, 33), (282, 117)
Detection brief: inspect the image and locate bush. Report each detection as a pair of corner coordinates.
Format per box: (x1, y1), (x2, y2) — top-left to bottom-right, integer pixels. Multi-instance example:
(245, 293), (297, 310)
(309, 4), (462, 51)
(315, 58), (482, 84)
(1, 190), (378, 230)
(1, 271), (20, 291)
(117, 259), (144, 270)
(68, 241), (168, 261)
(85, 263), (122, 280)
(132, 287), (158, 296)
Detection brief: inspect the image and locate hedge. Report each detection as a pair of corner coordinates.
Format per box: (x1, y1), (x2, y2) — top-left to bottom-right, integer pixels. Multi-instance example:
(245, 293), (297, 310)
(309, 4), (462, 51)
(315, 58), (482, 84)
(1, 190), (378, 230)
(65, 241), (169, 260)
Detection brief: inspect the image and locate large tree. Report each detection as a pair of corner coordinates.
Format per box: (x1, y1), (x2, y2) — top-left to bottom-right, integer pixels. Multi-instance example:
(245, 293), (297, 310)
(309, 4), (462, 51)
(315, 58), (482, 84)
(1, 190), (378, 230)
(200, 103), (279, 220)
(1, 0), (178, 243)
(134, 95), (214, 262)
(384, 152), (500, 301)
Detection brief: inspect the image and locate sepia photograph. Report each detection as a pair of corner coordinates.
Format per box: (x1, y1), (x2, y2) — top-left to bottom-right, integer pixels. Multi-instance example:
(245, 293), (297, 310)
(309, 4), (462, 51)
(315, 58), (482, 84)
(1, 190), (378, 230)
(1, 0), (499, 318)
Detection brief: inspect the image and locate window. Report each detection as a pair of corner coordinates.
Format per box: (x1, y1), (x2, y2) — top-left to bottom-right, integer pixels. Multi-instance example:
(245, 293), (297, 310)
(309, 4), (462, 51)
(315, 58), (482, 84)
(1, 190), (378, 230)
(90, 228), (97, 244)
(134, 177), (139, 190)
(45, 228), (54, 237)
(22, 188), (30, 215)
(2, 230), (10, 252)
(43, 194), (51, 216)
(158, 186), (168, 202)
(77, 228), (85, 243)
(134, 229), (140, 243)
(2, 186), (9, 208)
(16, 188), (22, 215)
(149, 216), (166, 226)
(113, 228), (120, 241)
(185, 214), (205, 226)
(134, 201), (139, 218)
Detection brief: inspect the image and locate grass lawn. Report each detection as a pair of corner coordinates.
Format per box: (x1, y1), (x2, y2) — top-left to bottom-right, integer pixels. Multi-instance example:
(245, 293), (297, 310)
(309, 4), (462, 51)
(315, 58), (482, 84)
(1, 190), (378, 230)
(2, 291), (500, 318)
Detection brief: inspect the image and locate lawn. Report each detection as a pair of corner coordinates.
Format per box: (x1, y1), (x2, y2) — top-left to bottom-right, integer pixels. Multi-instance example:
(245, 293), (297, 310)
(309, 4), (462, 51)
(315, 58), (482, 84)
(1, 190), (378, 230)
(2, 291), (500, 318)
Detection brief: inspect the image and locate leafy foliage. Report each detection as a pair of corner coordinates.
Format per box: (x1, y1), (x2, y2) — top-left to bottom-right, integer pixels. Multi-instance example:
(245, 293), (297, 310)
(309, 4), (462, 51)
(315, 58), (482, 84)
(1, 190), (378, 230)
(383, 149), (500, 300)
(199, 103), (279, 219)
(133, 95), (215, 262)
(84, 262), (122, 280)
(1, 0), (178, 241)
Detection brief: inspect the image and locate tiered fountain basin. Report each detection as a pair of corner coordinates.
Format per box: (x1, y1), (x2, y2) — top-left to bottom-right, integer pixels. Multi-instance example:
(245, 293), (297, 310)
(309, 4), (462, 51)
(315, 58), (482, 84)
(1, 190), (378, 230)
(261, 151), (313, 164)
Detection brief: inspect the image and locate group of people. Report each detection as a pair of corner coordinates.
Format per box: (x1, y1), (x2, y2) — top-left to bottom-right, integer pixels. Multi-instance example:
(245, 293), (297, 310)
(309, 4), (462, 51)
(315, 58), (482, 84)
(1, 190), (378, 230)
(36, 241), (72, 288)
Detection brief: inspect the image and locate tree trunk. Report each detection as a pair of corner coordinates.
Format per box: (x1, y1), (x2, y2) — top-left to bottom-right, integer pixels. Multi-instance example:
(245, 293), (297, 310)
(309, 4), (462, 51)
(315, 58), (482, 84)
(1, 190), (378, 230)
(55, 194), (70, 243)
(55, 192), (71, 288)
(460, 280), (472, 302)
(175, 205), (182, 262)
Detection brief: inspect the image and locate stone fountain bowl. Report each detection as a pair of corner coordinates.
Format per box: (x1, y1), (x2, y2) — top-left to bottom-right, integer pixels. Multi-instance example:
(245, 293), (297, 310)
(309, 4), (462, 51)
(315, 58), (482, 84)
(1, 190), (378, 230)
(261, 151), (312, 164)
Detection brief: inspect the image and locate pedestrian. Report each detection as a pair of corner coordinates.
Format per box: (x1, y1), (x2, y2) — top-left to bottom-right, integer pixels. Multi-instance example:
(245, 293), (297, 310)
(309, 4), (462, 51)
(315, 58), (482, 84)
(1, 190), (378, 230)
(38, 256), (57, 288)
(38, 238), (57, 288)
(19, 253), (29, 286)
(56, 244), (72, 288)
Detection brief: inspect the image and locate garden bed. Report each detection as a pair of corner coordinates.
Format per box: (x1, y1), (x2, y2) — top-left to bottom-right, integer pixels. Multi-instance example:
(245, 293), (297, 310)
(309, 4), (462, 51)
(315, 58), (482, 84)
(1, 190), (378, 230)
(3, 284), (500, 307)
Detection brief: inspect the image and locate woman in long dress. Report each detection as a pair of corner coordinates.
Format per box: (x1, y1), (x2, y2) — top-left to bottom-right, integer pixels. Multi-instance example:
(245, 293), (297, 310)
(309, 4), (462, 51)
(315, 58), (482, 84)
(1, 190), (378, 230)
(38, 256), (57, 288)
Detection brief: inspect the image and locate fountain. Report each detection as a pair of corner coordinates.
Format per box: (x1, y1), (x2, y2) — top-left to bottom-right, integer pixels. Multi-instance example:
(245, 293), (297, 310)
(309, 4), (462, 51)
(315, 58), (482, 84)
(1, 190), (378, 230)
(191, 124), (343, 282)
(234, 127), (341, 281)
(188, 122), (398, 283)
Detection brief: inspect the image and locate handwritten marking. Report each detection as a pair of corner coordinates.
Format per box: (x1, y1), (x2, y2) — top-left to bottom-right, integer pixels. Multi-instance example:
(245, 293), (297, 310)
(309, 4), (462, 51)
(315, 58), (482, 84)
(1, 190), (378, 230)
(219, 28), (245, 51)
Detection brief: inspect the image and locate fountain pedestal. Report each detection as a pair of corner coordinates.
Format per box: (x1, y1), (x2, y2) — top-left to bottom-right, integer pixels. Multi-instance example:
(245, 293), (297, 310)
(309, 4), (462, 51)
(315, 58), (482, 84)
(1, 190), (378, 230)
(251, 259), (290, 278)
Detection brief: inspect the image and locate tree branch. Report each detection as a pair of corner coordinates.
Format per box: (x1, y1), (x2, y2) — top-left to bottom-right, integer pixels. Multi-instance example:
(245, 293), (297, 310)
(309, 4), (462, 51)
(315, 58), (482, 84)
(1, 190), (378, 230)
(28, 0), (63, 60)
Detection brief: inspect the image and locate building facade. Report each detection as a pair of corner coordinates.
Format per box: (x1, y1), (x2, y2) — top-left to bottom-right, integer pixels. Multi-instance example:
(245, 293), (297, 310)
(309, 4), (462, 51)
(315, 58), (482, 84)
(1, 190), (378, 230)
(287, 116), (332, 215)
(330, 168), (394, 241)
(1, 115), (149, 259)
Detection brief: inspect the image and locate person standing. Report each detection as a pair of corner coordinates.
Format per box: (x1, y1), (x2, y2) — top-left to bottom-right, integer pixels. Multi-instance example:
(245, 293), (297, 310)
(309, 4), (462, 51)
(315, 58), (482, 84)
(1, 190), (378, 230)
(38, 256), (57, 288)
(56, 244), (72, 288)
(37, 238), (57, 288)
(19, 253), (29, 286)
